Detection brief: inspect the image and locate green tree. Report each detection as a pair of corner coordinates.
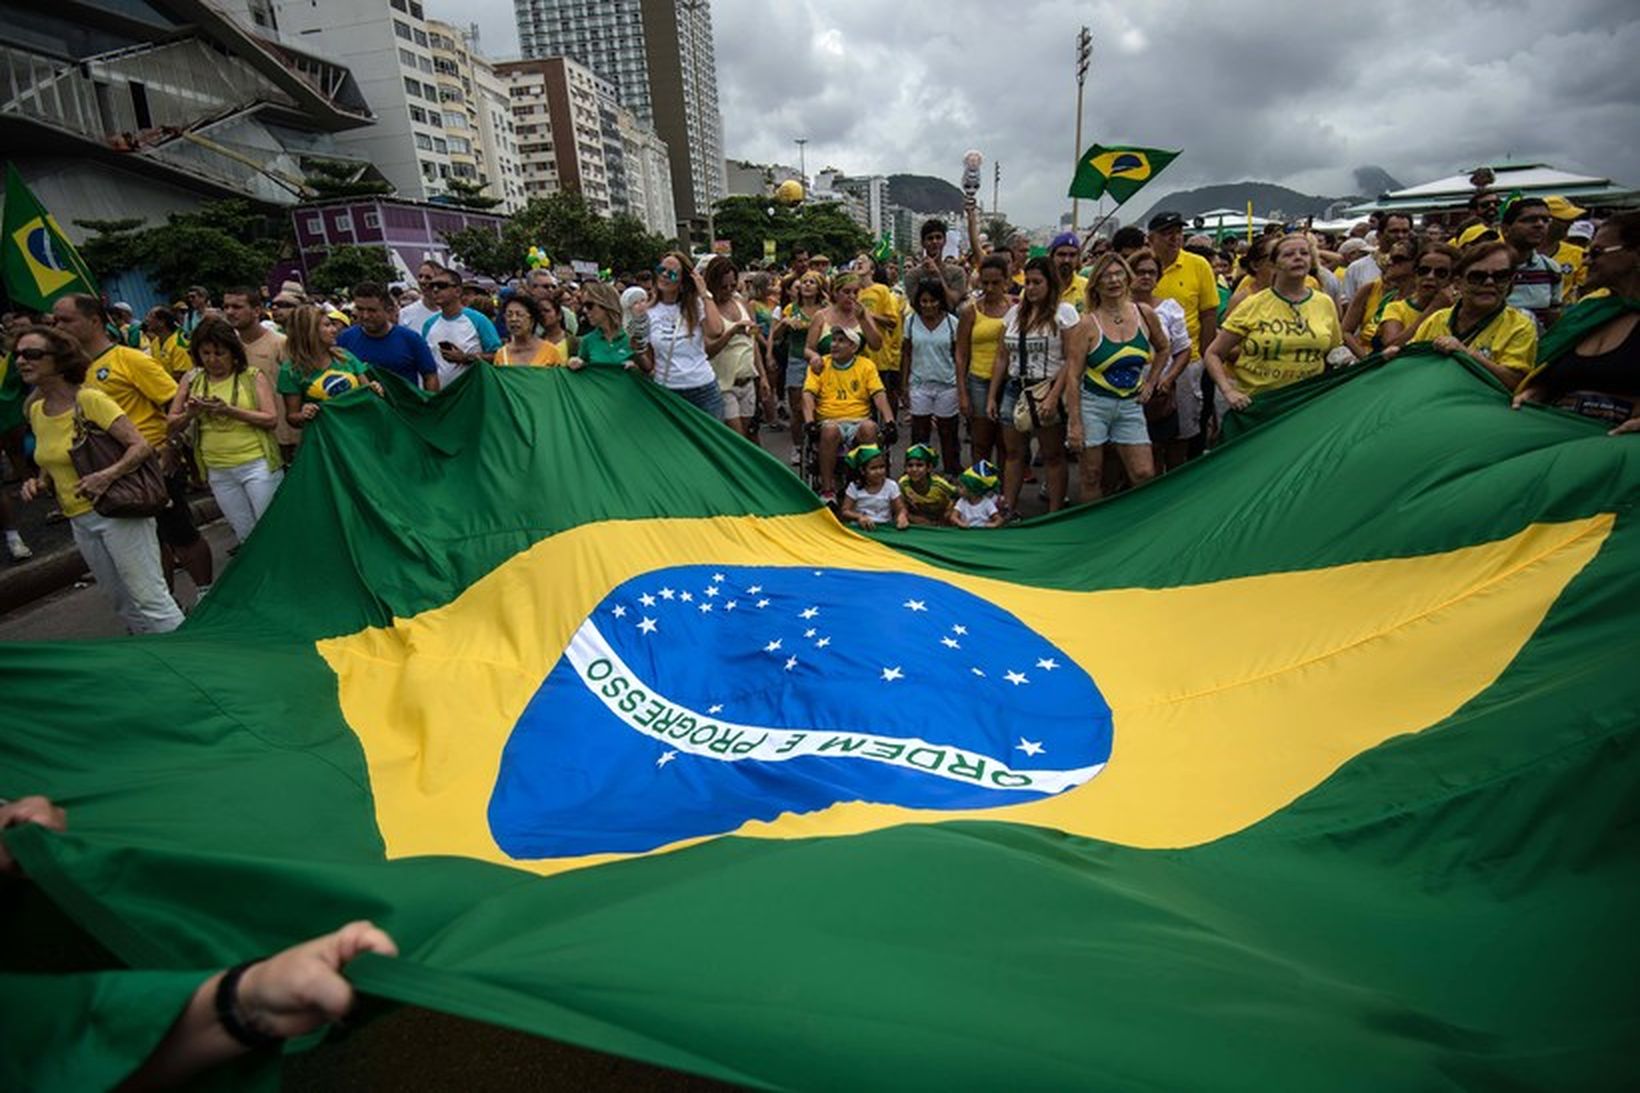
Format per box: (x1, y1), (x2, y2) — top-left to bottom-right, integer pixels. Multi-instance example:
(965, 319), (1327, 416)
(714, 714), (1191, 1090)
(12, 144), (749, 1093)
(304, 159), (394, 199)
(440, 177), (504, 210)
(308, 245), (397, 297)
(74, 201), (288, 299)
(443, 224), (517, 280)
(982, 215), (1019, 248)
(710, 195), (871, 267)
(606, 213), (672, 275)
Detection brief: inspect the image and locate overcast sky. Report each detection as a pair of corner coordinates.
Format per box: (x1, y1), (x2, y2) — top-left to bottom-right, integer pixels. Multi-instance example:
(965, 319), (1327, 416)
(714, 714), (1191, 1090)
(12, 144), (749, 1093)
(434, 0), (1640, 228)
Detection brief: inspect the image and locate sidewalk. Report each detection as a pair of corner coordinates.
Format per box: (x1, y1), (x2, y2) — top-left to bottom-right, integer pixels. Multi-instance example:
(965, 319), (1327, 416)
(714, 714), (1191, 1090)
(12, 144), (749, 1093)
(0, 492), (222, 616)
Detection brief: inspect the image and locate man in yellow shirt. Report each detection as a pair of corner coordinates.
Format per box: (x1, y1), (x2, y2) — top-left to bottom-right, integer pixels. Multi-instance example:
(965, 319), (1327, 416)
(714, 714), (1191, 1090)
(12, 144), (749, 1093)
(1148, 211), (1219, 449)
(856, 259), (905, 407)
(51, 293), (214, 596)
(1049, 232), (1088, 312)
(801, 326), (894, 502)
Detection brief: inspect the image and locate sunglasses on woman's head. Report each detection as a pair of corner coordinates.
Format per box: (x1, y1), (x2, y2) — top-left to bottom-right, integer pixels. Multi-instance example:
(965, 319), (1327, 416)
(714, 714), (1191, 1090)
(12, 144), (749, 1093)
(1464, 269), (1512, 286)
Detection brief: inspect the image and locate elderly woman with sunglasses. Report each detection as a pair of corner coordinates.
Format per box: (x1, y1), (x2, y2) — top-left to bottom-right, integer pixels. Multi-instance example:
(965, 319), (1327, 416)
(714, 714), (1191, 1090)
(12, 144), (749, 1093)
(1412, 241), (1538, 388)
(1340, 239), (1419, 356)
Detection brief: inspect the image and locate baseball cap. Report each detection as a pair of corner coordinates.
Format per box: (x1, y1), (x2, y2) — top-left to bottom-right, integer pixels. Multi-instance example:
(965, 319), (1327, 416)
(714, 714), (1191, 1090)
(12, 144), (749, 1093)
(1456, 223), (1501, 248)
(1567, 219), (1596, 241)
(1544, 195), (1586, 222)
(1148, 211), (1185, 232)
(1049, 231), (1080, 252)
(1339, 238), (1369, 257)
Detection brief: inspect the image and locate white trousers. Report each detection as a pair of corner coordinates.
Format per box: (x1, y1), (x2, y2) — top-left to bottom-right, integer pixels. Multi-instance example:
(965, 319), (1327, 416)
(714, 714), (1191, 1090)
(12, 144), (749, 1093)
(69, 512), (185, 634)
(208, 461), (284, 543)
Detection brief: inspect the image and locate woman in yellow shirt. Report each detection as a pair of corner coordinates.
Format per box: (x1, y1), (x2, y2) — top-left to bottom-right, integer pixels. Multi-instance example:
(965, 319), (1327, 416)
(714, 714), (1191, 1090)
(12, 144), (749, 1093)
(955, 254), (1011, 469)
(1377, 244), (1459, 350)
(1341, 241), (1417, 356)
(17, 324), (184, 633)
(1206, 233), (1347, 412)
(143, 307), (192, 376)
(1411, 241), (1537, 388)
(166, 317), (283, 544)
(493, 294), (567, 367)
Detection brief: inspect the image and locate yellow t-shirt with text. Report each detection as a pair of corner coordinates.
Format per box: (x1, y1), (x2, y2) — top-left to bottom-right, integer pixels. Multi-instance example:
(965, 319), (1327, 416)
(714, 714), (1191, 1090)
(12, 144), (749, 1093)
(1222, 289), (1342, 394)
(27, 387), (127, 519)
(1412, 306), (1538, 373)
(803, 355), (884, 420)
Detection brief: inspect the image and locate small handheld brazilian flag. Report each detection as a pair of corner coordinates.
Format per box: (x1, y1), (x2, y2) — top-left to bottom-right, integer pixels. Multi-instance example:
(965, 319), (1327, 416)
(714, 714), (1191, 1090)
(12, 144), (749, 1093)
(1068, 144), (1180, 204)
(2, 163), (97, 310)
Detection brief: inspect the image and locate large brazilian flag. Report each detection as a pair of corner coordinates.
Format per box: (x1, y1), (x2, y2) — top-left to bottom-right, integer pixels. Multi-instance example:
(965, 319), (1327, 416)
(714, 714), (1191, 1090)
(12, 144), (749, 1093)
(1, 351), (1637, 1089)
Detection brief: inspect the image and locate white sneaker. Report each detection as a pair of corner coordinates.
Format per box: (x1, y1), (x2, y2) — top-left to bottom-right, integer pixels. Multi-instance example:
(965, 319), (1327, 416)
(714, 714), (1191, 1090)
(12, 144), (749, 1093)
(5, 536), (31, 561)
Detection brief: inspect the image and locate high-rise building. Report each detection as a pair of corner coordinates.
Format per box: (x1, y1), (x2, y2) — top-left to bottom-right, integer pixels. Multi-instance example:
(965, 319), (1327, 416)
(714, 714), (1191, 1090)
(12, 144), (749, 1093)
(497, 57), (612, 216)
(427, 21), (523, 212)
(514, 0), (725, 242)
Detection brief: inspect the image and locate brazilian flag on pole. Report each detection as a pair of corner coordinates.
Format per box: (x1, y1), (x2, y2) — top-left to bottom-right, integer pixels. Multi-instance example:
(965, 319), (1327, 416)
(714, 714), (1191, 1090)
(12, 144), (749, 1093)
(1, 349), (1637, 1088)
(1, 162), (97, 311)
(1068, 143), (1180, 203)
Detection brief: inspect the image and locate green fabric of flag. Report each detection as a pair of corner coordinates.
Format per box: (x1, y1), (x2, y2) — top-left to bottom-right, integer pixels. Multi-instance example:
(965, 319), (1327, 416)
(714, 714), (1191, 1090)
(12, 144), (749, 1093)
(1067, 144), (1180, 203)
(2, 163), (98, 311)
(1, 357), (1637, 1089)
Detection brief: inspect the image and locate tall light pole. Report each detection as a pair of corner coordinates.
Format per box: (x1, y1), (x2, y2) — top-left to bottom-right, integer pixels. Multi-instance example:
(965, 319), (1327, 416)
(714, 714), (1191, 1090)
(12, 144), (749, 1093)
(992, 160), (1001, 217)
(1071, 25), (1092, 232)
(794, 137), (808, 192)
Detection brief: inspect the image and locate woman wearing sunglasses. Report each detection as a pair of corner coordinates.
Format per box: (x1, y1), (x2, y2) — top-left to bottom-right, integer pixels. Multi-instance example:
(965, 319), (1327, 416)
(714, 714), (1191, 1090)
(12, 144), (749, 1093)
(1511, 211), (1640, 435)
(1378, 245), (1459, 350)
(1341, 240), (1419, 356)
(648, 251), (728, 419)
(1412, 241), (1537, 388)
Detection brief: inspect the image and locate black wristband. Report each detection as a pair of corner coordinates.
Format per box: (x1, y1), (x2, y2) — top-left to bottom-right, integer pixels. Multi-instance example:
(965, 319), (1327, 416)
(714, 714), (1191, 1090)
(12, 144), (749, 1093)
(215, 959), (284, 1050)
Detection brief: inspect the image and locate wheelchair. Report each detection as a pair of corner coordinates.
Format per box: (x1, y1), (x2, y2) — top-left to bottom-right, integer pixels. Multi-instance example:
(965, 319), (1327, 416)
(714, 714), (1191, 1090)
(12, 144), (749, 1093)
(800, 415), (898, 501)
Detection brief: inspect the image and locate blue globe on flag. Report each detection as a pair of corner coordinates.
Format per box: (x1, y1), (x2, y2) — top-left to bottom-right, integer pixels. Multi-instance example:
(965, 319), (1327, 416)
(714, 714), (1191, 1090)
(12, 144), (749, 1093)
(488, 565), (1114, 858)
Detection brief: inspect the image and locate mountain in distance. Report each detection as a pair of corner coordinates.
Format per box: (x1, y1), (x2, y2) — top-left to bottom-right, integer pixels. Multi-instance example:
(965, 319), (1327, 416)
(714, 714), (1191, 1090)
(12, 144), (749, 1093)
(887, 174), (966, 214)
(1130, 166), (1407, 228)
(1354, 165), (1404, 197)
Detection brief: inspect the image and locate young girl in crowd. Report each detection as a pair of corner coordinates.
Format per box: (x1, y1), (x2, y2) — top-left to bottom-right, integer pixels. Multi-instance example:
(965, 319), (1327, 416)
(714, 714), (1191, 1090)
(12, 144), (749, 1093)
(538, 295), (577, 361)
(950, 460), (1004, 528)
(899, 443), (955, 525)
(902, 277), (962, 474)
(771, 271), (828, 456)
(839, 444), (908, 531)
(166, 317), (283, 545)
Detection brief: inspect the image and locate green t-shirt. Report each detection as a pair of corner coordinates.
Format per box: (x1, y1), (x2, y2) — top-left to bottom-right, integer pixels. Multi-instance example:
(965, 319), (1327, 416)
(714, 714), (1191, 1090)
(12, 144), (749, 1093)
(276, 350), (371, 404)
(578, 327), (634, 368)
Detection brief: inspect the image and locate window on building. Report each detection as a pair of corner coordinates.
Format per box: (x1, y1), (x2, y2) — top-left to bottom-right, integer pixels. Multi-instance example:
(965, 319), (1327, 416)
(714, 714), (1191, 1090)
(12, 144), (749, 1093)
(335, 213), (354, 232)
(433, 137), (448, 154)
(409, 105), (426, 122)
(413, 29), (428, 46)
(408, 0), (423, 16)
(449, 136), (470, 154)
(438, 163), (450, 179)
(403, 77), (420, 98)
(444, 112), (467, 129)
(399, 48), (416, 67)
(394, 19), (412, 41)
(364, 211), (381, 229)
(418, 56), (433, 73)
(414, 132), (433, 150)
(304, 215), (322, 235)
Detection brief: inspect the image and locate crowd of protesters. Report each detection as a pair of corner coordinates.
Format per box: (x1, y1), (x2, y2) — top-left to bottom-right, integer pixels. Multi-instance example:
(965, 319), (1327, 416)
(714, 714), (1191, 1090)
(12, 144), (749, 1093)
(1, 189), (1636, 632)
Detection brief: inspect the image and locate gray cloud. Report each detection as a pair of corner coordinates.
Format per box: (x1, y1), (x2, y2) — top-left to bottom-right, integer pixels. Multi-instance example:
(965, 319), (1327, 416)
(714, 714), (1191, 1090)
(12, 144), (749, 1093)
(433, 0), (1640, 227)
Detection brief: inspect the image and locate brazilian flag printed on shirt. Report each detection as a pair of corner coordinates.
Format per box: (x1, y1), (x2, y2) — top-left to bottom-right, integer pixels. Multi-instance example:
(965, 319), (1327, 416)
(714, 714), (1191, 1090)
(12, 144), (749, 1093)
(1067, 143), (1180, 204)
(1, 163), (97, 311)
(2, 353), (1638, 1089)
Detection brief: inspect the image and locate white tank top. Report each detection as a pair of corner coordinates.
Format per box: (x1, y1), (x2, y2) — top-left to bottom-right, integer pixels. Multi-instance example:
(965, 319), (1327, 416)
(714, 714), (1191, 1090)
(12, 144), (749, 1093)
(649, 299), (714, 390)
